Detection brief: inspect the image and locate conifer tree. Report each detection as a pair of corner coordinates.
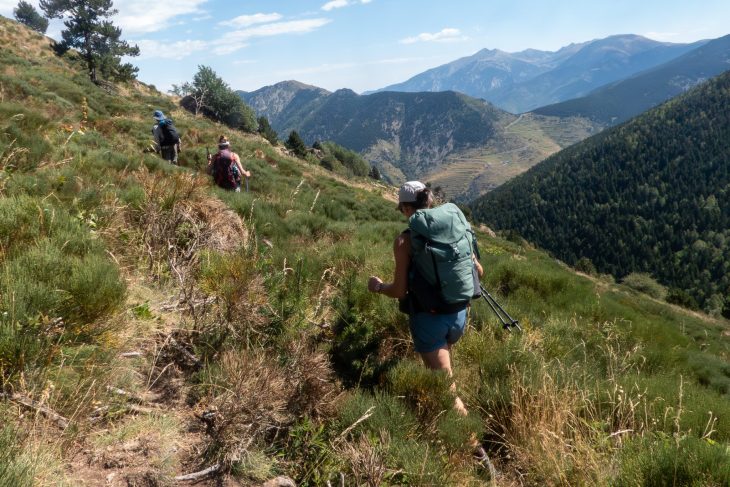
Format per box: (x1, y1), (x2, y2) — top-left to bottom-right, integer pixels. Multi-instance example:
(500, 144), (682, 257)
(368, 165), (381, 180)
(286, 131), (308, 158)
(14, 1), (49, 33)
(257, 116), (278, 145)
(40, 0), (139, 82)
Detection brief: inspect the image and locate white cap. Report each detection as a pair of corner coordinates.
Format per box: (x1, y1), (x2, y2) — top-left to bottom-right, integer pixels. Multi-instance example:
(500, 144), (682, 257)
(398, 181), (426, 204)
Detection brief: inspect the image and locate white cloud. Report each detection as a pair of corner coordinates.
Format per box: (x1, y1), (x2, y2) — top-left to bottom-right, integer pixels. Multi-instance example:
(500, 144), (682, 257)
(132, 18), (331, 60)
(220, 13), (282, 28)
(400, 28), (466, 44)
(113, 0), (209, 34)
(133, 39), (209, 60)
(226, 18), (332, 42)
(321, 0), (371, 11)
(211, 42), (250, 56)
(322, 0), (348, 11)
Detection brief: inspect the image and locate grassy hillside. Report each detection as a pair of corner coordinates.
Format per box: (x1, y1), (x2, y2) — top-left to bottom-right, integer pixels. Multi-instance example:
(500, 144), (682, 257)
(1, 16), (729, 487)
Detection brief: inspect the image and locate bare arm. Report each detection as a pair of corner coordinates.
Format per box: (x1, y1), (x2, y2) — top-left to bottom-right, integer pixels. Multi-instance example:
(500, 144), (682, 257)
(368, 233), (410, 299)
(233, 153), (251, 178)
(473, 256), (483, 277)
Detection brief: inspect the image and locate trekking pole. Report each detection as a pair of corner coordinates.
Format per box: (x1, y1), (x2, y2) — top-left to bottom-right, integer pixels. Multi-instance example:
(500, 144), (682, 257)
(245, 176), (249, 193)
(480, 284), (521, 332)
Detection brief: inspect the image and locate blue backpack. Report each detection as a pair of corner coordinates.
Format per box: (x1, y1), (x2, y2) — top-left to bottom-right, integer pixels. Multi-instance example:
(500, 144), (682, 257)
(402, 203), (481, 314)
(158, 119), (180, 146)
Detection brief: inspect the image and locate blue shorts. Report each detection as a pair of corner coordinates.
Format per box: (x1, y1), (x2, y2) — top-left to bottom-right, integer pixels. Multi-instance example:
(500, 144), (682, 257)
(409, 309), (467, 353)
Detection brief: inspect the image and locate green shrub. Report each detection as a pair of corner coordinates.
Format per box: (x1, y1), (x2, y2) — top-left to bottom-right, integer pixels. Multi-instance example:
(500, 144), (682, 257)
(0, 104), (53, 171)
(666, 287), (699, 309)
(575, 256), (597, 275)
(616, 434), (730, 486)
(0, 196), (124, 381)
(337, 391), (418, 440)
(622, 272), (667, 300)
(387, 360), (453, 421)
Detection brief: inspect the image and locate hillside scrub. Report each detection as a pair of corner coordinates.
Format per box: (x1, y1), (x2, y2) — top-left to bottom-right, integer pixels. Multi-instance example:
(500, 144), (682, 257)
(1, 16), (729, 486)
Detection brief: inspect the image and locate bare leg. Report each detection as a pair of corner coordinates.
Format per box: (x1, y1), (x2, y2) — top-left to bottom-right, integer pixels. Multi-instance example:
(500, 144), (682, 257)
(419, 346), (469, 416)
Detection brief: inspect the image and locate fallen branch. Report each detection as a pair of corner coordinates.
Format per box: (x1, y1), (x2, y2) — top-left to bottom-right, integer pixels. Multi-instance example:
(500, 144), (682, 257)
(120, 351), (143, 358)
(337, 405), (375, 441)
(106, 386), (146, 404)
(174, 463), (221, 482)
(125, 404), (161, 415)
(160, 296), (216, 312)
(1, 392), (69, 429)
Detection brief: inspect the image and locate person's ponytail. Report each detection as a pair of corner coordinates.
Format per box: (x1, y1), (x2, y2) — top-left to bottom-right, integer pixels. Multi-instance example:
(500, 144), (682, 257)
(414, 188), (432, 210)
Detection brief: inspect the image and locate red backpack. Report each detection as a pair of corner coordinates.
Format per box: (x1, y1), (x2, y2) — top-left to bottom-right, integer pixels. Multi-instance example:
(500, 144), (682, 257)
(212, 149), (241, 190)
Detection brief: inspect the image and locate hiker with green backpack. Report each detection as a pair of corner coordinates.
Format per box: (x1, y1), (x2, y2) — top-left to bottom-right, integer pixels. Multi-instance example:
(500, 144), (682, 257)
(367, 181), (495, 469)
(367, 181), (483, 414)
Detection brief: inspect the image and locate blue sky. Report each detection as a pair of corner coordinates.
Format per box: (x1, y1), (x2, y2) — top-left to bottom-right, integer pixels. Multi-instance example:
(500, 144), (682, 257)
(2, 0), (729, 93)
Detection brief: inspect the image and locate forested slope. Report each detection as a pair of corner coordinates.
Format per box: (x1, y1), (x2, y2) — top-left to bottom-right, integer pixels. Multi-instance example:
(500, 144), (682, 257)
(473, 70), (730, 314)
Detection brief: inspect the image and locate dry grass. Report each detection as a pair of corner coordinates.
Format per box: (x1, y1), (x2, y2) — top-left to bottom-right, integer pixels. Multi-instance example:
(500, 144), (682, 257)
(502, 368), (609, 486)
(284, 339), (342, 419)
(334, 432), (390, 487)
(104, 167), (249, 282)
(202, 350), (290, 467)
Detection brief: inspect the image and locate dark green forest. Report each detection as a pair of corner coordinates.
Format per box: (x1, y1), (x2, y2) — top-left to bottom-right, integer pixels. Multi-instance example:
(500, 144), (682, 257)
(472, 70), (730, 315)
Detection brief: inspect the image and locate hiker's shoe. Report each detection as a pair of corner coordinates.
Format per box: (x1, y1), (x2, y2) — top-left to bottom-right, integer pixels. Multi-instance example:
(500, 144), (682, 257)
(473, 446), (497, 479)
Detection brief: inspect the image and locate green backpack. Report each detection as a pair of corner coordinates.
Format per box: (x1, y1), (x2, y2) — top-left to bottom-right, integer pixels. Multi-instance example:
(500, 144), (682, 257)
(405, 203), (481, 313)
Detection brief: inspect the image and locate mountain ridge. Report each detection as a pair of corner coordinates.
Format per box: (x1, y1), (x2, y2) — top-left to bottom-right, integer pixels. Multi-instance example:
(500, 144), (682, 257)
(239, 81), (601, 198)
(373, 34), (707, 113)
(533, 34), (730, 124)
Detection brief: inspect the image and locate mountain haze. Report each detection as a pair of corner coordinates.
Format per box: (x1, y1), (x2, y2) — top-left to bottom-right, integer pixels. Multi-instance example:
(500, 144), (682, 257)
(533, 34), (730, 125)
(376, 35), (706, 113)
(472, 70), (730, 311)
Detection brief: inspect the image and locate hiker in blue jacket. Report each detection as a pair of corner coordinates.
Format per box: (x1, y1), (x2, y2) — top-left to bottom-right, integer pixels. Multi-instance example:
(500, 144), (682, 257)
(152, 110), (181, 164)
(368, 181), (483, 416)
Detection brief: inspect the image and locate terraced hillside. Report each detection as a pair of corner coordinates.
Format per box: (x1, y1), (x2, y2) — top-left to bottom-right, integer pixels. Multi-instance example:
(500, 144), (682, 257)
(1, 16), (729, 487)
(423, 113), (600, 200)
(241, 82), (603, 201)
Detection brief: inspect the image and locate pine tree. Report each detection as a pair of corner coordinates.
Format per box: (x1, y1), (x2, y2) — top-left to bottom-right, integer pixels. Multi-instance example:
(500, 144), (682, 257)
(368, 165), (381, 180)
(257, 116), (278, 145)
(14, 1), (49, 33)
(286, 131), (308, 159)
(40, 0), (139, 82)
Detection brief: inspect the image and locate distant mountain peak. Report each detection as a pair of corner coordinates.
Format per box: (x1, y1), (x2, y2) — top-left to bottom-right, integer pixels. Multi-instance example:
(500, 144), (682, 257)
(371, 33), (709, 113)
